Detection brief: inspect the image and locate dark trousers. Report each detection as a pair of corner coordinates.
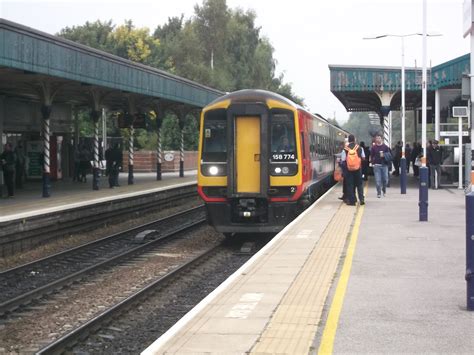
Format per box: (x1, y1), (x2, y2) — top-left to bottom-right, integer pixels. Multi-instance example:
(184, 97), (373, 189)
(393, 160), (400, 176)
(108, 166), (119, 187)
(361, 162), (369, 180)
(15, 165), (24, 188)
(346, 169), (364, 204)
(342, 166), (348, 199)
(3, 169), (15, 196)
(413, 162), (419, 176)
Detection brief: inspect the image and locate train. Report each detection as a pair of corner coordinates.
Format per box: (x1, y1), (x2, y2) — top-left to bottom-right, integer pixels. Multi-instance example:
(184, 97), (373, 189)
(197, 89), (349, 235)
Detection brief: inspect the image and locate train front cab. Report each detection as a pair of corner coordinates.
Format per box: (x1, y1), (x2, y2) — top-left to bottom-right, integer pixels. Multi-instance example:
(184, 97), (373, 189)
(197, 96), (303, 234)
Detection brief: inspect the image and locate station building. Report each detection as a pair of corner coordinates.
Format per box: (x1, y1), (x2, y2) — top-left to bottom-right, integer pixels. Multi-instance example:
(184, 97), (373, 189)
(0, 19), (223, 197)
(330, 53), (473, 187)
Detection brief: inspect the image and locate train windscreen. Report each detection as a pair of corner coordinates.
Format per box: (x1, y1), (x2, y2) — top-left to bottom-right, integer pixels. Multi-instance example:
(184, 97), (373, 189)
(201, 109), (227, 162)
(271, 111), (296, 162)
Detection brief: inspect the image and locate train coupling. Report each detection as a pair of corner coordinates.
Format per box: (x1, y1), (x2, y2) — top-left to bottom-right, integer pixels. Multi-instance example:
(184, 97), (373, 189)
(238, 198), (257, 218)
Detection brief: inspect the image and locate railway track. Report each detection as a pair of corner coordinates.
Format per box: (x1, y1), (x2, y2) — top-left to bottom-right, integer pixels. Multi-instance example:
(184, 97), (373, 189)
(36, 244), (224, 354)
(0, 205), (206, 318)
(36, 234), (268, 355)
(0, 183), (198, 256)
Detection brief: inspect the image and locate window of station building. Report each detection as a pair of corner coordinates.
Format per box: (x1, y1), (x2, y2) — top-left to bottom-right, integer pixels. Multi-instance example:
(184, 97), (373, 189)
(202, 109), (227, 162)
(271, 110), (297, 162)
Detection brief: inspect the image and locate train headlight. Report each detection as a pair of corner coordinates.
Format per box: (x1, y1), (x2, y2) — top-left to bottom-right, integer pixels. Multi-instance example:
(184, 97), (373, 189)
(201, 163), (226, 176)
(270, 164), (297, 176)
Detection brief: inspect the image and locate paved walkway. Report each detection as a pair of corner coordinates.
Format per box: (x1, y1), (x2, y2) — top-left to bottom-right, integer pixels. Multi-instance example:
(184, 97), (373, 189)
(141, 175), (473, 354)
(316, 177), (474, 354)
(0, 171), (197, 219)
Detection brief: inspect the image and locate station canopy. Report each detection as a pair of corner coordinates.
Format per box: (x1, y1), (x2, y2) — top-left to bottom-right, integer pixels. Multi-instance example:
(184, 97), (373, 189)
(0, 19), (223, 110)
(329, 54), (469, 114)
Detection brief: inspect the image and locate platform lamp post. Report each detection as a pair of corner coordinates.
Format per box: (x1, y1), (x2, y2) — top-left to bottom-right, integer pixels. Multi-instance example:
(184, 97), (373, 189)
(420, 0), (429, 221)
(364, 31), (441, 196)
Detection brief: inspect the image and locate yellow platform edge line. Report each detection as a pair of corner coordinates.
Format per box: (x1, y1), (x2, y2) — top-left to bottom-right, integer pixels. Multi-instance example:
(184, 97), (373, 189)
(317, 190), (366, 355)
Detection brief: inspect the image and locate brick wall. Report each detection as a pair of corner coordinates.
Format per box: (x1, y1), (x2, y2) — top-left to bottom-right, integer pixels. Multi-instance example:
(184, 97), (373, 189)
(122, 151), (198, 172)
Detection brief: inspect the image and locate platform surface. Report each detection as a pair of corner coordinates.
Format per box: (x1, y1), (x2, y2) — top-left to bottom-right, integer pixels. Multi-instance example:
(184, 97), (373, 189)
(142, 176), (473, 355)
(0, 171), (196, 221)
(143, 184), (354, 354)
(319, 179), (474, 354)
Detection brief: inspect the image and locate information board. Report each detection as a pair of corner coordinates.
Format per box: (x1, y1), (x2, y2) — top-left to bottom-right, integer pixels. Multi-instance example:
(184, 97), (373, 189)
(27, 141), (43, 179)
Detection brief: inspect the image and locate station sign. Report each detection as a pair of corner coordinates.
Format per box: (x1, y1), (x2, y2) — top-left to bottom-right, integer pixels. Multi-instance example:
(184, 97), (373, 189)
(440, 131), (469, 137)
(453, 106), (469, 117)
(26, 141), (43, 179)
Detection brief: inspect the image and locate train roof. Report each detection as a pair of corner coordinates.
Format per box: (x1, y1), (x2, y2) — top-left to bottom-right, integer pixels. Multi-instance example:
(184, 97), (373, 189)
(208, 89), (298, 108)
(207, 89), (350, 136)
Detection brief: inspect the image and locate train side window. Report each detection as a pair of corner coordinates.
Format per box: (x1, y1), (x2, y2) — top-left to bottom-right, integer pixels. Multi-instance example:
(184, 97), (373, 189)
(202, 109), (227, 162)
(301, 133), (306, 159)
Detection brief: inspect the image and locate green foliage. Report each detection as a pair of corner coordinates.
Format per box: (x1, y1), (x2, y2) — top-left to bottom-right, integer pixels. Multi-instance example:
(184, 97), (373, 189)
(342, 111), (417, 147)
(160, 113), (199, 151)
(343, 112), (375, 145)
(58, 20), (114, 52)
(58, 0), (305, 150)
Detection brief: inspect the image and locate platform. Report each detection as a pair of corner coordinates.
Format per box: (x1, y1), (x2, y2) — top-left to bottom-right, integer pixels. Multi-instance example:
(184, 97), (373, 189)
(0, 171), (196, 221)
(142, 176), (472, 354)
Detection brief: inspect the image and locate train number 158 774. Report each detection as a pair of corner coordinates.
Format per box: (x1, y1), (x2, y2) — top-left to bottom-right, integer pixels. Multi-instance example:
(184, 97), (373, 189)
(272, 153), (295, 161)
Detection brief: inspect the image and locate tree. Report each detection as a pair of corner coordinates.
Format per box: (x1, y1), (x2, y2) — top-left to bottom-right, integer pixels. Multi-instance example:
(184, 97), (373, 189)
(58, 20), (114, 52)
(58, 0), (306, 150)
(108, 20), (160, 65)
(194, 0), (229, 70)
(343, 112), (376, 145)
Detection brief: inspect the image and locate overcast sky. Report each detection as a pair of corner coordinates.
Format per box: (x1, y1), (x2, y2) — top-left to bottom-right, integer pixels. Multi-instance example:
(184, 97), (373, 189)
(0, 0), (468, 123)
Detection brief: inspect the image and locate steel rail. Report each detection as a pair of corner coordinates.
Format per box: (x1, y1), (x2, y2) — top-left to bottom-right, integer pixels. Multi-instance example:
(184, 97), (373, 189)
(36, 244), (220, 355)
(0, 206), (206, 317)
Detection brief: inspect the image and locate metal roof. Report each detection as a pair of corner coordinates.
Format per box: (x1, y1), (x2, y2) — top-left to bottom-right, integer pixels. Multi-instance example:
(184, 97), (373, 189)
(329, 54), (469, 113)
(0, 18), (224, 108)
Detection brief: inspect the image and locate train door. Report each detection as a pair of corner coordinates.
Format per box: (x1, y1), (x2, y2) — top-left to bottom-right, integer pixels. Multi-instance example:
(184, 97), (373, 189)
(235, 116), (260, 193)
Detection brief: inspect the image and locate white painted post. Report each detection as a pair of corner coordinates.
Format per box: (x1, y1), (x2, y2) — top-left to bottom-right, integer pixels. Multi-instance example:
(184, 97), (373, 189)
(435, 89), (440, 141)
(460, 116), (464, 189)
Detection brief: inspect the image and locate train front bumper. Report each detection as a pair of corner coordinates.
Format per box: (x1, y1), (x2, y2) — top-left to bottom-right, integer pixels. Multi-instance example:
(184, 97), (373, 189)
(205, 200), (298, 234)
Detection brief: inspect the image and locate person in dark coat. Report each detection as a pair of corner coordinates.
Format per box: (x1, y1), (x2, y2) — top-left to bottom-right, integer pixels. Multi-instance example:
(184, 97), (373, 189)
(78, 144), (90, 183)
(1, 143), (17, 197)
(427, 139), (442, 189)
(411, 142), (421, 177)
(360, 141), (370, 181)
(392, 141), (402, 176)
(404, 143), (412, 173)
(14, 142), (25, 188)
(107, 143), (122, 188)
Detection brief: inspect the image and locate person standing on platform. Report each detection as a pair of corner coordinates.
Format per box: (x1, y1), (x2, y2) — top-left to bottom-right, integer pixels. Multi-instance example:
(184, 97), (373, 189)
(359, 141), (370, 181)
(337, 141), (349, 203)
(14, 142), (25, 189)
(392, 141), (402, 177)
(341, 134), (365, 206)
(427, 139), (442, 189)
(370, 133), (390, 198)
(1, 142), (17, 197)
(79, 144), (90, 183)
(411, 142), (421, 177)
(405, 143), (412, 174)
(73, 145), (81, 182)
(107, 143), (122, 188)
(105, 144), (112, 178)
